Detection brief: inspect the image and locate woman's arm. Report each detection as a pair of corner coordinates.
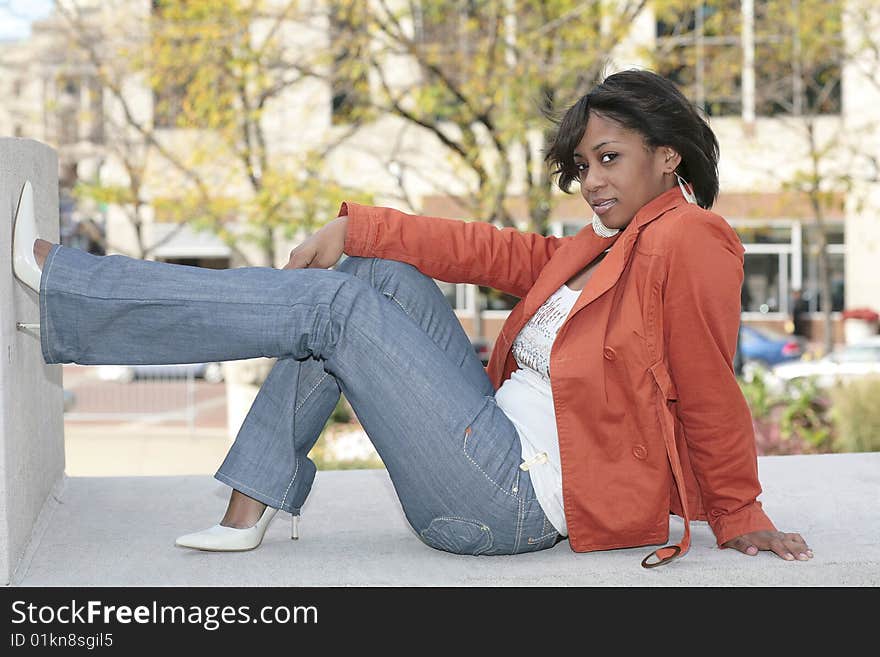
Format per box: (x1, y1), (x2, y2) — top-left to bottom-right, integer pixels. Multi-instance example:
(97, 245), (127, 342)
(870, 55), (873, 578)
(340, 201), (572, 299)
(662, 210), (781, 547)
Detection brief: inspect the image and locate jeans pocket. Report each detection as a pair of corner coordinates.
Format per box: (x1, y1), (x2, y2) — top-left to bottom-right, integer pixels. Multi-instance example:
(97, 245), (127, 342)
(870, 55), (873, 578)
(461, 396), (522, 498)
(419, 517), (494, 556)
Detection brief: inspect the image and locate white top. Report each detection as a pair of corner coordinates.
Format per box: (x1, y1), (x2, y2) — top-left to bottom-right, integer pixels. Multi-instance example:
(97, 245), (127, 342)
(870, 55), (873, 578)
(494, 282), (580, 536)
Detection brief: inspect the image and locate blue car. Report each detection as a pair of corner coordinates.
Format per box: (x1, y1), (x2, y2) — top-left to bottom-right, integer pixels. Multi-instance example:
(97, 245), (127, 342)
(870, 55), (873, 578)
(737, 325), (806, 368)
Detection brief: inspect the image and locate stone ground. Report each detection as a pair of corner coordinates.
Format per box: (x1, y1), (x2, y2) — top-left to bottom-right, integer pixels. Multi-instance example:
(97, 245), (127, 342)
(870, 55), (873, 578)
(11, 452), (879, 586)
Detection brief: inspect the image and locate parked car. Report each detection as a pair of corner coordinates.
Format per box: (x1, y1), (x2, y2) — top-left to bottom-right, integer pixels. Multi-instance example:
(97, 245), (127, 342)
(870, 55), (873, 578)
(738, 325), (807, 368)
(770, 335), (880, 389)
(96, 362), (225, 383)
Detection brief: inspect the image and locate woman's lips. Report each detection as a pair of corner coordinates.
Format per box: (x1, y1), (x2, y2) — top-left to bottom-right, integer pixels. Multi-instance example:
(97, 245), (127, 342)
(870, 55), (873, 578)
(591, 199), (617, 216)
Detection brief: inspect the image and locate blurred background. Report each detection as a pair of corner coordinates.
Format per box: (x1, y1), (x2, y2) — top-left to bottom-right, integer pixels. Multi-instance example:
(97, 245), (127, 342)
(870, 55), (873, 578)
(2, 0), (879, 474)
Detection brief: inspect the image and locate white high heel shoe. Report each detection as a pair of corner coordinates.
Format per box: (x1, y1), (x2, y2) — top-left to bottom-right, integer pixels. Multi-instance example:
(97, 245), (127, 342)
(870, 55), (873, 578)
(175, 507), (301, 551)
(12, 180), (43, 293)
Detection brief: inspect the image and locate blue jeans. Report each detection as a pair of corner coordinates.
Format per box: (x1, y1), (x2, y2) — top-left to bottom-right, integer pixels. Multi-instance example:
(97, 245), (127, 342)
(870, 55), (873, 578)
(39, 244), (563, 556)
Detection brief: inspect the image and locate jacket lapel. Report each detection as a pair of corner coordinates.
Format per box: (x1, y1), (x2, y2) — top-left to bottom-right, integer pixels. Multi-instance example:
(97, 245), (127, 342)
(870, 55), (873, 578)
(522, 187), (685, 325)
(520, 230), (619, 320)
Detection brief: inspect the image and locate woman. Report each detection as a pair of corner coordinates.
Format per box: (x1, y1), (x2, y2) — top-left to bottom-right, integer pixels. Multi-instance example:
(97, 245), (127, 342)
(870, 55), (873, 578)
(14, 69), (811, 568)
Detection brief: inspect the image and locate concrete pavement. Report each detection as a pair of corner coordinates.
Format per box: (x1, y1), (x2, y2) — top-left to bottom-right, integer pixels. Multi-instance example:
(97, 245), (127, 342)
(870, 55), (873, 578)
(9, 452), (879, 586)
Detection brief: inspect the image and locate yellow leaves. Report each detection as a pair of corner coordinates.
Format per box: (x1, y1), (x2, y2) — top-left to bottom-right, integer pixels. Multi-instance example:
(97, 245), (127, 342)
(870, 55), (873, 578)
(73, 181), (135, 207)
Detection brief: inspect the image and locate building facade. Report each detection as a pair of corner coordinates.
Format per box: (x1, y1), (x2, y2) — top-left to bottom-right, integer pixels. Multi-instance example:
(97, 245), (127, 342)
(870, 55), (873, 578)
(1, 0), (877, 349)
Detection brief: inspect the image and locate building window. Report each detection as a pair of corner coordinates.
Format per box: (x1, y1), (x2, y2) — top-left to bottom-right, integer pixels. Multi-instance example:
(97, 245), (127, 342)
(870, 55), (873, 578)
(801, 226), (845, 312)
(655, 0), (743, 117)
(742, 252), (784, 313)
(735, 220), (844, 317)
(753, 0), (842, 116)
(655, 0), (842, 118)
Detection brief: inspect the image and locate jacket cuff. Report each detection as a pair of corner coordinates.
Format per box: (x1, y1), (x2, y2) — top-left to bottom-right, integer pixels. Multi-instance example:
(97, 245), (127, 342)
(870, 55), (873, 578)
(339, 201), (378, 257)
(711, 501), (778, 548)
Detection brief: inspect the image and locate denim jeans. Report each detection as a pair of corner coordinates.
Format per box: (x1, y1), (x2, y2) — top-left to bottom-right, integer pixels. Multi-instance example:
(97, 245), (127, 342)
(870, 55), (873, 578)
(39, 244), (563, 556)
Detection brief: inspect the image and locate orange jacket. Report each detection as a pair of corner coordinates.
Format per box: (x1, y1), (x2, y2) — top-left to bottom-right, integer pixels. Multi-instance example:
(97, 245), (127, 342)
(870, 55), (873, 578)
(340, 186), (777, 567)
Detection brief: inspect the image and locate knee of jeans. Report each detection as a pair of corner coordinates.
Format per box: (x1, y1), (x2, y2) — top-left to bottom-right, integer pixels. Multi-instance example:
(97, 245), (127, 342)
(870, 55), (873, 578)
(334, 255), (372, 277)
(418, 517), (494, 556)
(339, 255), (423, 285)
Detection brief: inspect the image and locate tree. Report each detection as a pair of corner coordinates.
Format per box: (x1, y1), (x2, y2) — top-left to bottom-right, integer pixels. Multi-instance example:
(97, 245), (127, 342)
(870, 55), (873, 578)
(57, 0), (373, 266)
(321, 0), (648, 235)
(652, 0), (876, 354)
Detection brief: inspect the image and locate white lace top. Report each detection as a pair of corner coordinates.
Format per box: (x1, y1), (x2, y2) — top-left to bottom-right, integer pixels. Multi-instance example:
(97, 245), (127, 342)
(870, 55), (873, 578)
(493, 282), (581, 536)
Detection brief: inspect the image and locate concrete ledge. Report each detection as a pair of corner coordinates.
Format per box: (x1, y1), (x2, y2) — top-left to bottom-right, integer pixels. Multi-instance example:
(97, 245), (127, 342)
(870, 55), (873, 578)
(1, 137), (64, 585)
(11, 452), (879, 586)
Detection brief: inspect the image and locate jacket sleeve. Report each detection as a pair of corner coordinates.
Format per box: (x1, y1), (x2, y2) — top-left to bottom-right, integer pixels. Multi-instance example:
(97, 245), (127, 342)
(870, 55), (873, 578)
(338, 201), (571, 299)
(663, 211), (778, 548)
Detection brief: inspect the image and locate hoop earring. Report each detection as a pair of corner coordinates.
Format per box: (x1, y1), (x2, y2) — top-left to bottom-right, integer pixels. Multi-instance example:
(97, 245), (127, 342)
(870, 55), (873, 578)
(591, 213), (619, 237)
(675, 172), (697, 205)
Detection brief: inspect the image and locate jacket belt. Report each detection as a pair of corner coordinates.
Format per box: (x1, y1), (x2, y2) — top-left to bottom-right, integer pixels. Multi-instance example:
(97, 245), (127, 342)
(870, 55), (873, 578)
(642, 364), (691, 569)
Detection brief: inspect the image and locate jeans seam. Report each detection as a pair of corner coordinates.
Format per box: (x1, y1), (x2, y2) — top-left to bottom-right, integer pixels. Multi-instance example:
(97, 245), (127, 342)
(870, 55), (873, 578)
(281, 362), (330, 508)
(420, 516), (494, 556)
(527, 531), (560, 545)
(43, 290), (318, 307)
(294, 371), (330, 414)
(527, 516), (558, 544)
(514, 496), (524, 553)
(278, 457), (301, 509)
(333, 307), (472, 437)
(462, 425), (517, 499)
(382, 291), (410, 317)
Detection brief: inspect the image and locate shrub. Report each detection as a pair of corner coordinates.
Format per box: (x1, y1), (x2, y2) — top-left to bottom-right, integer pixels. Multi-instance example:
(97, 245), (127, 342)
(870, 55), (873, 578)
(739, 367), (773, 419)
(330, 395), (354, 424)
(778, 378), (835, 452)
(829, 376), (880, 453)
(739, 370), (835, 455)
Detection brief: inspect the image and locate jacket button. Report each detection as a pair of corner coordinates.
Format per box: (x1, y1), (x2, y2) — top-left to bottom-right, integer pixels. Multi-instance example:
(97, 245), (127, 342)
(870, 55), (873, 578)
(603, 346), (617, 361)
(632, 444), (648, 460)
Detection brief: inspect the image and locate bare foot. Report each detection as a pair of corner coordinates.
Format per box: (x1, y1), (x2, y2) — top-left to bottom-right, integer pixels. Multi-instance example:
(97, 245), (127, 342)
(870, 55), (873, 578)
(34, 238), (52, 269)
(220, 489), (267, 528)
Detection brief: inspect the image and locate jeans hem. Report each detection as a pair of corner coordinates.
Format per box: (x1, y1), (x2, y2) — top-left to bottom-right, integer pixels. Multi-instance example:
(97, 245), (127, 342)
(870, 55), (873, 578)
(213, 472), (303, 515)
(39, 243), (63, 364)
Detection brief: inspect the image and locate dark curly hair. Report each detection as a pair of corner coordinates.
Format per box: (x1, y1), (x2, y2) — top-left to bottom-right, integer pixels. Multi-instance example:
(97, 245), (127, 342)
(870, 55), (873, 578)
(544, 69), (719, 209)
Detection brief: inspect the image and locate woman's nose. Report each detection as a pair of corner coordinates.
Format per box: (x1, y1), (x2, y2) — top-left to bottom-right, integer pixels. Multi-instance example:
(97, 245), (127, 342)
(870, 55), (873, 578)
(580, 167), (603, 193)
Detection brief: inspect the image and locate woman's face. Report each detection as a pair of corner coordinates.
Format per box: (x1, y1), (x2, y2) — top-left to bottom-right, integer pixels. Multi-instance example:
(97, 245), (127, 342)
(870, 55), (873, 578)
(574, 111), (679, 230)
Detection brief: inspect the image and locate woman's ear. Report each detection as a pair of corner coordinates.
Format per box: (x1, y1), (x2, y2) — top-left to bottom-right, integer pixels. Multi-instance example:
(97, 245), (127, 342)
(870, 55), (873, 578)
(661, 147), (682, 174)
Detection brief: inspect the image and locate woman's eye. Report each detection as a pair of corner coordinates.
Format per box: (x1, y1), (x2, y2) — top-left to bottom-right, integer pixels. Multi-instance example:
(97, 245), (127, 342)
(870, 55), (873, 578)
(575, 162), (587, 174)
(600, 152), (617, 164)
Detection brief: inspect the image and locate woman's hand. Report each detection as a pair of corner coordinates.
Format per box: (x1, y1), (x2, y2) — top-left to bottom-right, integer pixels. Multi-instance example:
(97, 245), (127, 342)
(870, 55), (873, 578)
(722, 530), (813, 561)
(282, 215), (349, 270)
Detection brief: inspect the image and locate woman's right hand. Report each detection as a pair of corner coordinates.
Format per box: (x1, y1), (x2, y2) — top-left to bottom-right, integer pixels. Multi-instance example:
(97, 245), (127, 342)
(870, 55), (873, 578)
(282, 214), (349, 270)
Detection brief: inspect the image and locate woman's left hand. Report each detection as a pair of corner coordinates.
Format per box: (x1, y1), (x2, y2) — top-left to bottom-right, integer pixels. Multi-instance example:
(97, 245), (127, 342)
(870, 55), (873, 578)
(722, 530), (813, 561)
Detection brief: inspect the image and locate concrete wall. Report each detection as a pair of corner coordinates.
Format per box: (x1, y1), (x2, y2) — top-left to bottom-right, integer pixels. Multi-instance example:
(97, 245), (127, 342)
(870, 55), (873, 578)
(0, 138), (65, 585)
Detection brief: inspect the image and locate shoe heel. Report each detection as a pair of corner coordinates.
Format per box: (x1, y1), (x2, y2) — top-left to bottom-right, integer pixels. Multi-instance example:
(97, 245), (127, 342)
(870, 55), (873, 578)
(291, 513), (300, 540)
